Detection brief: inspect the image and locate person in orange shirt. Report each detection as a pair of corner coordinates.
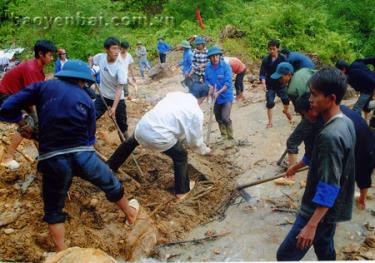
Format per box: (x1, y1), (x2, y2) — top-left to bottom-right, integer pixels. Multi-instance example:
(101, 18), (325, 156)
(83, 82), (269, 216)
(224, 57), (246, 101)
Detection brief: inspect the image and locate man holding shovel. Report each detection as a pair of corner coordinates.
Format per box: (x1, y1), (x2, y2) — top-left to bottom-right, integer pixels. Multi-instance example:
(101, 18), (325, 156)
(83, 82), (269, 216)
(107, 91), (210, 200)
(277, 68), (356, 261)
(0, 60), (139, 252)
(204, 47), (234, 144)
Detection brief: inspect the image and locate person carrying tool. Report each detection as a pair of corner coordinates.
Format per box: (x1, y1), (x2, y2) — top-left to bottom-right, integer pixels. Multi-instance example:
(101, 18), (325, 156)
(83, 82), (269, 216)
(277, 67), (356, 261)
(107, 91), (211, 200)
(280, 48), (315, 71)
(157, 36), (171, 64)
(0, 39), (56, 170)
(118, 41), (136, 98)
(0, 60), (139, 252)
(135, 41), (151, 78)
(91, 37), (129, 137)
(205, 47), (234, 143)
(259, 39), (291, 128)
(287, 92), (375, 210)
(178, 40), (193, 90)
(336, 57), (375, 119)
(270, 62), (317, 167)
(223, 56), (247, 101)
(190, 36), (208, 83)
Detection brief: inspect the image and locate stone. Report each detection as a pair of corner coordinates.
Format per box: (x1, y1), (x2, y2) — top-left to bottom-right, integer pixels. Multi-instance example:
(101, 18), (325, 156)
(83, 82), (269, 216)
(0, 211), (19, 227)
(89, 198), (99, 207)
(4, 228), (15, 234)
(364, 235), (375, 248)
(44, 247), (117, 263)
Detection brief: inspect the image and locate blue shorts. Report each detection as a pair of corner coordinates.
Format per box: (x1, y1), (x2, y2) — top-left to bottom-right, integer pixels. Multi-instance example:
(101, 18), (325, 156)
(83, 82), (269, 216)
(38, 151), (124, 224)
(266, 87), (290, 109)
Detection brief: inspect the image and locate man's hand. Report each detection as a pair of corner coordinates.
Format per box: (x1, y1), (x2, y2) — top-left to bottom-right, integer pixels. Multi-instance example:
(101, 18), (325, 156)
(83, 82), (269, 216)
(108, 107), (116, 118)
(17, 115), (36, 140)
(285, 164), (298, 178)
(296, 223), (317, 250)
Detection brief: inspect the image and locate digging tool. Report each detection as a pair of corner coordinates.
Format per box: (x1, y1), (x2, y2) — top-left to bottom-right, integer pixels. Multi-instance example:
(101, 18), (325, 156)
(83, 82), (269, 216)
(277, 149), (288, 166)
(236, 166), (309, 202)
(206, 85), (216, 145)
(94, 83), (145, 180)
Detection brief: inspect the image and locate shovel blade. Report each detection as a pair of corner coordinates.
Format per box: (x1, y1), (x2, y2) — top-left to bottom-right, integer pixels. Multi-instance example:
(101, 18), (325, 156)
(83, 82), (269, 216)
(238, 188), (253, 203)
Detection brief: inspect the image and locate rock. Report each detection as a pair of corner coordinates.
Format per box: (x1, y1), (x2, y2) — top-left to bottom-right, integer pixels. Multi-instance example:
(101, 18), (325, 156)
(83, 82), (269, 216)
(213, 248), (221, 255)
(90, 198), (99, 207)
(0, 211), (19, 227)
(274, 177), (295, 186)
(343, 243), (360, 253)
(220, 24), (246, 39)
(361, 250), (375, 260)
(4, 228), (15, 234)
(44, 247), (117, 263)
(364, 235), (375, 248)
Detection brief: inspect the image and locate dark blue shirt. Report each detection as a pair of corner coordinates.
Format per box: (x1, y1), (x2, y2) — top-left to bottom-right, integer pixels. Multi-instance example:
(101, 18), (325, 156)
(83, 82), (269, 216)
(0, 79), (96, 155)
(287, 51), (315, 71)
(348, 57), (375, 94)
(259, 53), (286, 89)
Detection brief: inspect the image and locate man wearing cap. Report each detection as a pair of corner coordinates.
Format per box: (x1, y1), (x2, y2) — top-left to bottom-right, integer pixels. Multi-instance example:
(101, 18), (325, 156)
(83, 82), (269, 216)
(0, 39), (56, 170)
(260, 39), (290, 128)
(280, 48), (315, 71)
(223, 56), (247, 101)
(135, 41), (151, 78)
(190, 36), (209, 83)
(0, 60), (139, 252)
(178, 40), (193, 90)
(336, 58), (375, 119)
(205, 47), (234, 142)
(107, 91), (211, 200)
(271, 62), (317, 167)
(55, 48), (68, 73)
(157, 36), (171, 64)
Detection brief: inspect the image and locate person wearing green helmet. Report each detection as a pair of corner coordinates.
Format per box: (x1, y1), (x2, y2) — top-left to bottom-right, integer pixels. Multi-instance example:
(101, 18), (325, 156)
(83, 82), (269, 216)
(178, 40), (193, 90)
(205, 47), (234, 142)
(0, 59), (140, 252)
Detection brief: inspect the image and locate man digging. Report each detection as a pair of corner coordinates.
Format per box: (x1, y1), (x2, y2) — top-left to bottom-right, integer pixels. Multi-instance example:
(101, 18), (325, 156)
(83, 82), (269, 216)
(107, 91), (211, 200)
(0, 60), (139, 252)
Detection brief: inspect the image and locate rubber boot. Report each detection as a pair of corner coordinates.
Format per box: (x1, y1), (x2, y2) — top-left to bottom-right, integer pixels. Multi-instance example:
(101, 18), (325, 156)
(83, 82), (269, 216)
(218, 123), (227, 137)
(225, 123), (235, 148)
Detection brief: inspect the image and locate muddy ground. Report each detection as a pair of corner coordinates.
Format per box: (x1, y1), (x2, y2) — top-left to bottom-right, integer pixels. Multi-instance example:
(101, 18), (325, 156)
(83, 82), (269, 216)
(0, 51), (374, 262)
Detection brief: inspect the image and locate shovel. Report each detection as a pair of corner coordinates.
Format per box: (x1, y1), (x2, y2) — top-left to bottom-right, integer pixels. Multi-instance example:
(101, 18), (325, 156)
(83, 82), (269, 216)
(236, 166), (309, 202)
(206, 85), (216, 145)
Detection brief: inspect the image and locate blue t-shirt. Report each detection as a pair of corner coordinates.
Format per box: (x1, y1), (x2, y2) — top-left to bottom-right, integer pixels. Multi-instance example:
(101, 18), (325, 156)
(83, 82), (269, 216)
(179, 49), (193, 75)
(287, 52), (315, 71)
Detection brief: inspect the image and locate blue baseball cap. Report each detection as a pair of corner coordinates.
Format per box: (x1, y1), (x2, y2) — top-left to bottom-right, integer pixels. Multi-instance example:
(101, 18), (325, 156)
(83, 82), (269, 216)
(55, 59), (95, 83)
(271, 62), (294, 79)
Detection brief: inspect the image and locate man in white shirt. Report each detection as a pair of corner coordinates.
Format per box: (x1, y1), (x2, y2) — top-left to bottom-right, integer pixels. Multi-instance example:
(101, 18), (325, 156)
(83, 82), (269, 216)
(118, 41), (136, 97)
(107, 91), (211, 200)
(92, 37), (128, 135)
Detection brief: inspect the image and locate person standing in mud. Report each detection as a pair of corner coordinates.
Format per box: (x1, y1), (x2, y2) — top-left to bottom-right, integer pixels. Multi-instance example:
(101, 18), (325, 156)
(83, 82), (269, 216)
(259, 39), (291, 128)
(223, 56), (247, 101)
(0, 39), (56, 170)
(0, 60), (139, 252)
(157, 36), (171, 64)
(107, 91), (211, 200)
(178, 40), (194, 90)
(277, 68), (356, 261)
(205, 47), (234, 144)
(190, 36), (209, 83)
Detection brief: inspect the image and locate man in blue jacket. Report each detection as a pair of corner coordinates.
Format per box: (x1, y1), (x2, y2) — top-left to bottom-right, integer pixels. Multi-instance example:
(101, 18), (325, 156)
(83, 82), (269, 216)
(157, 36), (171, 64)
(0, 60), (139, 252)
(336, 58), (375, 119)
(205, 47), (234, 141)
(280, 48), (315, 71)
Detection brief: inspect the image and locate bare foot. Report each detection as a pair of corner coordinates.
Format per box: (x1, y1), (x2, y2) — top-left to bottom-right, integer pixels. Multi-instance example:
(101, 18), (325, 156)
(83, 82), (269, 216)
(176, 181), (195, 200)
(266, 123), (273, 128)
(283, 110), (292, 121)
(356, 196), (366, 210)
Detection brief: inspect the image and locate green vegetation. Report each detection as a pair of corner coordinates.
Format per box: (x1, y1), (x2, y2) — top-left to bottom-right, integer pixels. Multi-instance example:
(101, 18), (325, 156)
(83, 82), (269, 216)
(0, 0), (374, 66)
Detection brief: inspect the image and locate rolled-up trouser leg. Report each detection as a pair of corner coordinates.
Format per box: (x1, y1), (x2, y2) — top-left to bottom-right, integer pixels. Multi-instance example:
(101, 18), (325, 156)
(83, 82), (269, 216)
(353, 92), (372, 115)
(286, 117), (315, 154)
(163, 141), (189, 195)
(107, 134), (139, 171)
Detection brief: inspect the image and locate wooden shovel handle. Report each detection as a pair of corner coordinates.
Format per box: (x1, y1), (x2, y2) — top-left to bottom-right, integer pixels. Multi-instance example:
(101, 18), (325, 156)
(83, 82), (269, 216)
(236, 166), (308, 190)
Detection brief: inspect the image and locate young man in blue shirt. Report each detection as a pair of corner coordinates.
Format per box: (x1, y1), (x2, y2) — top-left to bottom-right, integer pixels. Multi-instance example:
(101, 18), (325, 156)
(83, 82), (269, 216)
(178, 40), (193, 90)
(277, 68), (356, 261)
(0, 60), (139, 252)
(280, 48), (315, 71)
(205, 47), (234, 141)
(157, 36), (171, 64)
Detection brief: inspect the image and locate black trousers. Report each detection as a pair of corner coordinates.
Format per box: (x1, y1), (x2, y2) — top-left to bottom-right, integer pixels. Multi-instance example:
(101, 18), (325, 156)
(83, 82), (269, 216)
(107, 135), (190, 194)
(94, 95), (128, 133)
(159, 53), (166, 63)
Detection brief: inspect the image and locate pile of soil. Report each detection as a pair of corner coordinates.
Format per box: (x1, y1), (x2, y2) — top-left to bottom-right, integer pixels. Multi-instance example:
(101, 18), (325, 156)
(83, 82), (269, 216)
(0, 96), (240, 262)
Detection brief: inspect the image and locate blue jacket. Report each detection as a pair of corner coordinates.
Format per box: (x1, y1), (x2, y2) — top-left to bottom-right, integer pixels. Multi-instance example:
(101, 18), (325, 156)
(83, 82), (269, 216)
(287, 52), (315, 71)
(204, 59), (233, 104)
(179, 49), (193, 75)
(157, 41), (171, 54)
(54, 59), (63, 73)
(0, 79), (96, 155)
(348, 57), (375, 94)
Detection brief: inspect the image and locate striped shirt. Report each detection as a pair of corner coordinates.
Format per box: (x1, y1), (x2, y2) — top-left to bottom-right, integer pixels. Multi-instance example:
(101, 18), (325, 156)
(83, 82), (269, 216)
(192, 48), (208, 76)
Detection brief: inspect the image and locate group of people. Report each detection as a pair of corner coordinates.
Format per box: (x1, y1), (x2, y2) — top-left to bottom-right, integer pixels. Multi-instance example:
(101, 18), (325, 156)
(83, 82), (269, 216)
(0, 35), (374, 261)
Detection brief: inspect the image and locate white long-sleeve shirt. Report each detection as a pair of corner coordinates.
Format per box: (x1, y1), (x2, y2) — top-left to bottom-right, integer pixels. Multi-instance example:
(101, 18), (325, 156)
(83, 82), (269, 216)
(135, 92), (209, 154)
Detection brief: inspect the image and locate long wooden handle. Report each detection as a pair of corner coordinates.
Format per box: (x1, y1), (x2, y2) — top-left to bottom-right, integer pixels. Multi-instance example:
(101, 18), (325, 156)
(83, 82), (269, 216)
(236, 166), (308, 190)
